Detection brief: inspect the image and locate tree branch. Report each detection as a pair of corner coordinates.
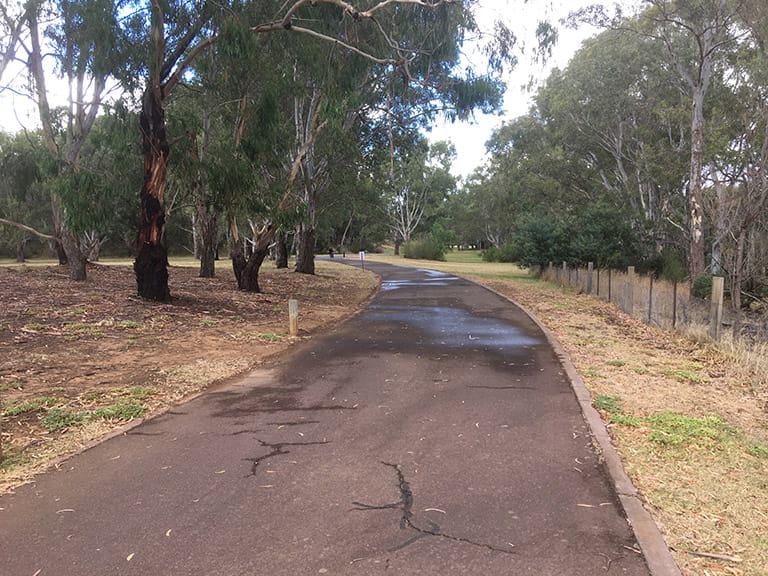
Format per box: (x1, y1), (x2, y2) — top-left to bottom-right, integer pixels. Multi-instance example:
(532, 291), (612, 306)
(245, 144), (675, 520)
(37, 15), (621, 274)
(0, 218), (54, 240)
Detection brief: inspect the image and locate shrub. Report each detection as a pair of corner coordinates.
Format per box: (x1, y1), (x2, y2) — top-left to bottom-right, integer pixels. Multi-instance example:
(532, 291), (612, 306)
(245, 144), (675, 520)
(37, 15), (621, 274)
(692, 274), (713, 299)
(481, 243), (516, 263)
(403, 238), (446, 261)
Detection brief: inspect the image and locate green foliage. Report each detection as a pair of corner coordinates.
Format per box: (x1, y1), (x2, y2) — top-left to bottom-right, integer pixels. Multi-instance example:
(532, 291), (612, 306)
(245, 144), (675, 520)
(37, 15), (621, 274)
(692, 274), (713, 299)
(403, 237), (446, 261)
(510, 216), (570, 268)
(645, 412), (734, 448)
(40, 408), (86, 431)
(3, 397), (60, 416)
(593, 394), (640, 426)
(481, 244), (517, 263)
(91, 403), (146, 421)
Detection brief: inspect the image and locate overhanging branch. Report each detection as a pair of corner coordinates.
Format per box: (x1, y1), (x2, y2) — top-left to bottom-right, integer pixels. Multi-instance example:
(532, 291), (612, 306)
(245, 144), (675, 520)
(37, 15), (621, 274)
(0, 218), (54, 240)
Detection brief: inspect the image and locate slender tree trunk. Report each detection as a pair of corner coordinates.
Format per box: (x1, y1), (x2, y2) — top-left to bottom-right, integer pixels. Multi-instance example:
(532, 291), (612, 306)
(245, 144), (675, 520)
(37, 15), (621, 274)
(688, 87), (707, 280)
(294, 222), (316, 275)
(15, 233), (28, 263)
(134, 86), (171, 301)
(199, 211), (218, 278)
(274, 230), (289, 269)
(732, 227), (746, 337)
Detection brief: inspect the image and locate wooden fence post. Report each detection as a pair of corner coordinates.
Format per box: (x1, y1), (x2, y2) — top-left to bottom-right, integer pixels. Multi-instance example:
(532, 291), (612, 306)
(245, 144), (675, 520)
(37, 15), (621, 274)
(608, 269), (612, 302)
(647, 273), (654, 324)
(672, 280), (678, 328)
(587, 262), (593, 295)
(562, 261), (567, 287)
(709, 276), (724, 340)
(288, 299), (299, 337)
(626, 266), (635, 316)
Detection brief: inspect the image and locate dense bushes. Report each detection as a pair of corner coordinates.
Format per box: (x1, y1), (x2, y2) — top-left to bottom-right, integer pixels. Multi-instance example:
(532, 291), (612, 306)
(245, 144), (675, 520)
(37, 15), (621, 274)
(403, 237), (446, 261)
(482, 205), (647, 270)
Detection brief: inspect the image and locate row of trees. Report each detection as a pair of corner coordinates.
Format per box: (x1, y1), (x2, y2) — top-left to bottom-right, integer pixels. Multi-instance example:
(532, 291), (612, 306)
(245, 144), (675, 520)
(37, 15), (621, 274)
(1, 0), (511, 299)
(454, 0), (768, 307)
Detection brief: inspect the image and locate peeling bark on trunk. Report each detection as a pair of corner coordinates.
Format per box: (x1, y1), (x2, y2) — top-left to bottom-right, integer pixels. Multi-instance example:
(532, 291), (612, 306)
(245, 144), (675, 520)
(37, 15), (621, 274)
(688, 90), (707, 280)
(134, 86), (171, 302)
(294, 223), (316, 275)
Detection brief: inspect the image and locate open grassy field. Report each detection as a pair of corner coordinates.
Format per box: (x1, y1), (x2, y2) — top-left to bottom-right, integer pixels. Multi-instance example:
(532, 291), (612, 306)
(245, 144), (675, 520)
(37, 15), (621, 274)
(368, 250), (768, 576)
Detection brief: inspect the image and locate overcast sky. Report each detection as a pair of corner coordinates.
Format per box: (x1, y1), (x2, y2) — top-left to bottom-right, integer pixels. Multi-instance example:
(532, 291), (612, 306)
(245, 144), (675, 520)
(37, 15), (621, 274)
(0, 0), (598, 177)
(429, 0), (599, 179)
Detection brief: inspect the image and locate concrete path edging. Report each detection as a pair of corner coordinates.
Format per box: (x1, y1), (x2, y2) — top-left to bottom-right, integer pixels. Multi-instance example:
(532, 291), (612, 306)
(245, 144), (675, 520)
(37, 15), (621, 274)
(478, 284), (682, 576)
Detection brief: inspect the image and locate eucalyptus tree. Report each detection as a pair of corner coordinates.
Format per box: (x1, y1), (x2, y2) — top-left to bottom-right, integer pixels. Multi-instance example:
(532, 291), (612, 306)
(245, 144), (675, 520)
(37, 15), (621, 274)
(0, 132), (52, 260)
(12, 0), (129, 279)
(577, 0), (749, 279)
(385, 135), (457, 251)
(534, 27), (690, 249)
(0, 0), (24, 83)
(126, 0), (510, 300)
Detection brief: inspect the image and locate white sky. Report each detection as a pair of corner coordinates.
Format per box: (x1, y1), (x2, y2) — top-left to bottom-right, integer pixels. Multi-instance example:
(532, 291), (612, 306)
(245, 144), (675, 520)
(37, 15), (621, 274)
(429, 0), (599, 179)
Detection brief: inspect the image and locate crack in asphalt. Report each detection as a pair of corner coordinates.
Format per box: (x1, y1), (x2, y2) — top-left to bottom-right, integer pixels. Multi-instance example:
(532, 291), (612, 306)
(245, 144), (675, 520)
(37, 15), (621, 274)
(244, 439), (330, 477)
(353, 462), (515, 555)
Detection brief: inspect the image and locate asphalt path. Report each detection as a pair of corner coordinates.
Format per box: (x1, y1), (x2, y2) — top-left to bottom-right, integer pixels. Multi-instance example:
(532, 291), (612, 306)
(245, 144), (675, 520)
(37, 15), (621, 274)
(0, 261), (651, 575)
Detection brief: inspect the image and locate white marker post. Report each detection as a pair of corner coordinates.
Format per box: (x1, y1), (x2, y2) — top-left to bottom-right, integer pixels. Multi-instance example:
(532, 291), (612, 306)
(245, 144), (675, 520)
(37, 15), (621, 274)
(359, 251), (365, 271)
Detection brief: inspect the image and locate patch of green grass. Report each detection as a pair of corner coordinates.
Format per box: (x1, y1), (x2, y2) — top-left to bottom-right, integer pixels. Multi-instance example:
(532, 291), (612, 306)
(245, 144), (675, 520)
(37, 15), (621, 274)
(125, 387), (156, 401)
(645, 412), (734, 448)
(22, 324), (49, 332)
(606, 360), (627, 367)
(64, 307), (88, 315)
(595, 394), (623, 412)
(91, 403), (146, 420)
(582, 367), (605, 379)
(0, 381), (23, 392)
(40, 408), (86, 431)
(199, 318), (217, 327)
(23, 307), (53, 316)
(665, 369), (705, 384)
(0, 451), (30, 471)
(594, 394), (641, 426)
(117, 320), (141, 329)
(63, 323), (105, 340)
(258, 333), (284, 342)
(745, 440), (768, 458)
(4, 397), (60, 416)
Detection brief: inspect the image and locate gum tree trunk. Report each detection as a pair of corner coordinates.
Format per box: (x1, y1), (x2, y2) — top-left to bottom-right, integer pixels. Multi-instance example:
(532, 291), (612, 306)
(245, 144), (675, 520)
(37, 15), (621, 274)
(274, 230), (289, 269)
(294, 223), (316, 275)
(134, 86), (171, 301)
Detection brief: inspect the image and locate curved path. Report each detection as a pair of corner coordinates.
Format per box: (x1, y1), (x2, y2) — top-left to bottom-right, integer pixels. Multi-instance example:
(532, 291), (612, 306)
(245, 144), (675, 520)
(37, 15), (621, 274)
(0, 262), (651, 575)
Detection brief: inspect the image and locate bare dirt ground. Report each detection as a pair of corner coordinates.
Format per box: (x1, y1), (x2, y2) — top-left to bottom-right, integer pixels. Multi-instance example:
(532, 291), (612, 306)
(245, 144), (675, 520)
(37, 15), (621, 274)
(0, 260), (378, 491)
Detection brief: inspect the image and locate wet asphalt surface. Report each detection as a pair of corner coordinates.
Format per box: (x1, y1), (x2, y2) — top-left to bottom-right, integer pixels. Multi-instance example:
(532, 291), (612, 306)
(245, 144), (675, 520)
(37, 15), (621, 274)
(0, 261), (650, 575)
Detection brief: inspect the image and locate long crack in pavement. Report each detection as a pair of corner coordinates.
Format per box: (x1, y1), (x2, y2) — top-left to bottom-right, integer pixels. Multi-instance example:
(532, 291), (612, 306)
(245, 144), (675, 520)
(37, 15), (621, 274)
(353, 462), (517, 556)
